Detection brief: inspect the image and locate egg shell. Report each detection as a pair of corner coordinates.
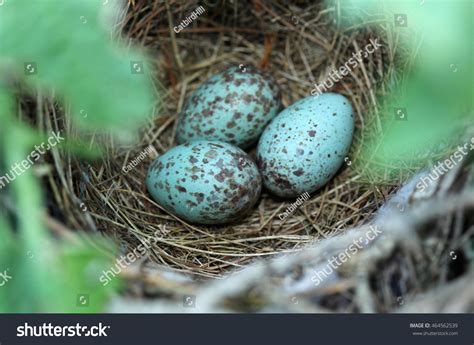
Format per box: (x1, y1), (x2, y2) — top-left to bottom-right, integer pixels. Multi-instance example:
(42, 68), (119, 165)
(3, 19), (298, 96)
(256, 93), (354, 198)
(176, 65), (281, 149)
(146, 141), (262, 225)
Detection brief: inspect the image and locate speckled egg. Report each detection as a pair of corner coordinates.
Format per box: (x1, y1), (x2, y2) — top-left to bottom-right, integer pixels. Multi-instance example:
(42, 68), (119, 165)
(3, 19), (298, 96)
(256, 93), (355, 198)
(146, 141), (262, 225)
(176, 65), (281, 149)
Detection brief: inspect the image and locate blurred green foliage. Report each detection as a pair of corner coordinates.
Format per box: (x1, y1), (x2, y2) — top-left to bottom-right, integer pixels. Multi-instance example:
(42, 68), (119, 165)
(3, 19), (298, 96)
(0, 0), (155, 312)
(329, 0), (473, 180)
(0, 0), (155, 137)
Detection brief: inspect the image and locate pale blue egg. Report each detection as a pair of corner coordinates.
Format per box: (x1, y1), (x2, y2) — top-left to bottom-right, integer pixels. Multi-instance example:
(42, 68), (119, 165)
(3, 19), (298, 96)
(176, 66), (281, 149)
(256, 93), (354, 198)
(146, 141), (261, 224)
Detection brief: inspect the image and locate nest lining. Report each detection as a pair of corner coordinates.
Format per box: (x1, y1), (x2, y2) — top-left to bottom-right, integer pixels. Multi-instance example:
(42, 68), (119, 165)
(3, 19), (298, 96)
(47, 0), (403, 279)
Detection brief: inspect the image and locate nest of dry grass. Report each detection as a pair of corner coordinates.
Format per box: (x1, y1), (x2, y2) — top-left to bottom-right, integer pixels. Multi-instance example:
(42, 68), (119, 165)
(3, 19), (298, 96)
(46, 0), (402, 280)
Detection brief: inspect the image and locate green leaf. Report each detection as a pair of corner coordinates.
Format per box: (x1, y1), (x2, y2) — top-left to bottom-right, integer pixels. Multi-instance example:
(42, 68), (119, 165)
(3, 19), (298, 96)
(0, 0), (157, 139)
(0, 228), (122, 313)
(0, 0), (147, 312)
(56, 233), (123, 313)
(327, 0), (473, 180)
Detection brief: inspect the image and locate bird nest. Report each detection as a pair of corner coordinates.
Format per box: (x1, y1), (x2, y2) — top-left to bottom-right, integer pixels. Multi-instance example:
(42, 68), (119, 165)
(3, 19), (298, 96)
(48, 0), (404, 280)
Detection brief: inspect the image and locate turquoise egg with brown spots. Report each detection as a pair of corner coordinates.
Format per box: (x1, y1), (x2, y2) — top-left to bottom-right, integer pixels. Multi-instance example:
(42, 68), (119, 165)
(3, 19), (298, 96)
(256, 93), (355, 198)
(146, 141), (262, 225)
(176, 66), (281, 149)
